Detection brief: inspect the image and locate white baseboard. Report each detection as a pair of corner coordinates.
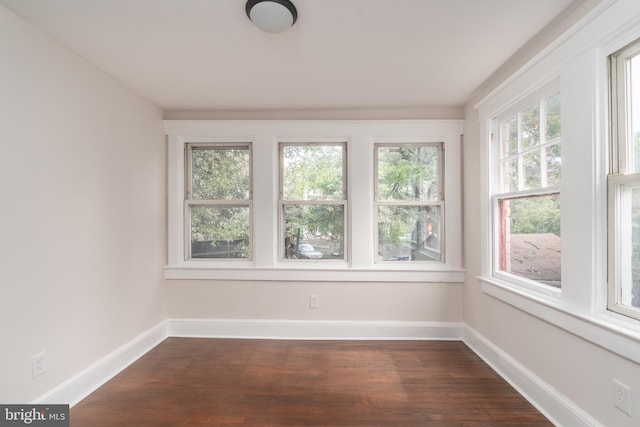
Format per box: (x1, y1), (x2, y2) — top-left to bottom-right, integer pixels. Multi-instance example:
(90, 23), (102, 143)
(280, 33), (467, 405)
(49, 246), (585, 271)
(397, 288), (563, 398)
(167, 318), (465, 340)
(463, 325), (603, 427)
(32, 321), (168, 407)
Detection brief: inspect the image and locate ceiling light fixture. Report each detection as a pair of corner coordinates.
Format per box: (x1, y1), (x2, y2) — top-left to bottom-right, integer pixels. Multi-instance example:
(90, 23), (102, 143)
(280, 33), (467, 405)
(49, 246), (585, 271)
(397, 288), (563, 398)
(246, 0), (298, 33)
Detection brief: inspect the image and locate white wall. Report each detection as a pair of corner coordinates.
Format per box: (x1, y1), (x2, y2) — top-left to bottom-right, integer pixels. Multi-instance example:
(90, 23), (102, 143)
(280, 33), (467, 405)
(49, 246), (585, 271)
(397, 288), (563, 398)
(4, 1), (637, 424)
(0, 5), (166, 403)
(167, 280), (463, 323)
(463, 1), (640, 425)
(163, 118), (465, 332)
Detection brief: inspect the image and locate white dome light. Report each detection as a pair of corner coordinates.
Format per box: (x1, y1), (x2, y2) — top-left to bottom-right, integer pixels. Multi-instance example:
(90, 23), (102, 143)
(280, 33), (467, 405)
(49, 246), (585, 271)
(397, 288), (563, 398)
(246, 0), (298, 34)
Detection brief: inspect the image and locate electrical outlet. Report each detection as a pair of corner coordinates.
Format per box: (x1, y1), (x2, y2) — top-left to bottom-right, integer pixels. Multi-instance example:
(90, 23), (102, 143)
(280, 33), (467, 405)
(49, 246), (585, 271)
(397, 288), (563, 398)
(310, 294), (320, 309)
(613, 379), (632, 416)
(32, 351), (46, 378)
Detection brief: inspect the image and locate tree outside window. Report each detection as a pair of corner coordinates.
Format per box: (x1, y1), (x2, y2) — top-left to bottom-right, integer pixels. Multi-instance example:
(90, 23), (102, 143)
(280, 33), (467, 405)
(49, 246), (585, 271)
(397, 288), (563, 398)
(375, 143), (443, 262)
(187, 144), (251, 259)
(280, 143), (346, 260)
(496, 93), (561, 288)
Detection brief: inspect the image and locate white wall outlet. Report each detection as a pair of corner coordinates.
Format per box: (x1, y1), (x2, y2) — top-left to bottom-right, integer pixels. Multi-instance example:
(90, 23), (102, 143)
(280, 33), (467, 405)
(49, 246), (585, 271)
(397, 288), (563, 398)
(32, 351), (46, 378)
(613, 379), (632, 416)
(309, 294), (320, 309)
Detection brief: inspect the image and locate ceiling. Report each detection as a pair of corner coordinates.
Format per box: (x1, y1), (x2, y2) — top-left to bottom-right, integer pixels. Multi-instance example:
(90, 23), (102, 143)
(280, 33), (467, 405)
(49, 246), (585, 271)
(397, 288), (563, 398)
(0, 0), (579, 113)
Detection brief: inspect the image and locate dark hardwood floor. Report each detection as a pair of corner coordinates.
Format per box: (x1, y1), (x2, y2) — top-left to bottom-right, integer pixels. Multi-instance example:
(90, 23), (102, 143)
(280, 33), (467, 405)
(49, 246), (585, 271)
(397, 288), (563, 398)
(70, 338), (552, 426)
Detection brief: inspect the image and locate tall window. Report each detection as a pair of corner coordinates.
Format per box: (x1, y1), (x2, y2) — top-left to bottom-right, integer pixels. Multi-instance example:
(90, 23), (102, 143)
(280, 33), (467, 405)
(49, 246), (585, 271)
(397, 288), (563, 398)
(609, 38), (640, 321)
(186, 143), (252, 260)
(375, 143), (443, 262)
(493, 91), (562, 289)
(280, 143), (346, 261)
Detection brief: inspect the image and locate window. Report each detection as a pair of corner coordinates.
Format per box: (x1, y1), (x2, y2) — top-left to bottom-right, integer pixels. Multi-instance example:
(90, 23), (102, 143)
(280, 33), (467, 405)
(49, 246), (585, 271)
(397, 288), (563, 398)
(186, 143), (252, 260)
(280, 143), (346, 261)
(476, 4), (640, 368)
(165, 121), (463, 281)
(493, 90), (562, 289)
(609, 38), (640, 321)
(375, 143), (443, 262)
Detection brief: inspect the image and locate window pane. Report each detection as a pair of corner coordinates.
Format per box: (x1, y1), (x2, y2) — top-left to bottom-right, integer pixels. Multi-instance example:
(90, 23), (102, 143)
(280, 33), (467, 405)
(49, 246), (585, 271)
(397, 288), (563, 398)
(377, 145), (440, 201)
(282, 145), (344, 201)
(283, 204), (344, 260)
(521, 105), (540, 148)
(503, 158), (518, 192)
(498, 194), (561, 287)
(630, 54), (640, 173)
(620, 186), (640, 309)
(523, 150), (541, 190)
(631, 187), (640, 308)
(377, 205), (441, 261)
(191, 147), (250, 200)
(545, 94), (561, 142)
(546, 144), (562, 186)
(501, 117), (518, 156)
(190, 206), (249, 259)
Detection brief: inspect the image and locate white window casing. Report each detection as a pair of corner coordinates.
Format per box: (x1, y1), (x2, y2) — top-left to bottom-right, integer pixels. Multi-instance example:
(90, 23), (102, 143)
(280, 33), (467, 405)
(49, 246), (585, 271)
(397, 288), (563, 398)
(608, 37), (640, 321)
(475, 0), (640, 363)
(164, 120), (464, 282)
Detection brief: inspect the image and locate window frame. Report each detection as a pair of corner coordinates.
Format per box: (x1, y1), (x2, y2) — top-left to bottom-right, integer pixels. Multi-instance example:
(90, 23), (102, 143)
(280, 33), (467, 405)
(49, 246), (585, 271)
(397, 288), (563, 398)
(278, 141), (348, 263)
(490, 84), (562, 296)
(373, 142), (445, 264)
(164, 120), (464, 282)
(608, 38), (640, 321)
(184, 142), (253, 261)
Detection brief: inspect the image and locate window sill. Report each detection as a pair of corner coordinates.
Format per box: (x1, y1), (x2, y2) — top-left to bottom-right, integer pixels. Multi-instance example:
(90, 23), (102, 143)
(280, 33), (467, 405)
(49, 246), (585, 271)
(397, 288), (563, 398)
(479, 275), (640, 364)
(165, 265), (465, 283)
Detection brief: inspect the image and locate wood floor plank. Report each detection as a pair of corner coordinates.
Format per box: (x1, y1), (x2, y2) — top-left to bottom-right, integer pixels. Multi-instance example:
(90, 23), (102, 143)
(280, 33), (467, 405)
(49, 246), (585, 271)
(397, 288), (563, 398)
(70, 339), (553, 426)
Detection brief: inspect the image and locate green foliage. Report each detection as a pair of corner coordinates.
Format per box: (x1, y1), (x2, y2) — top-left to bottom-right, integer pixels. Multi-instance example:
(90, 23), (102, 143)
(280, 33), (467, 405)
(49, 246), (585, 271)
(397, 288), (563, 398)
(191, 147), (249, 200)
(377, 206), (409, 246)
(509, 195), (560, 236)
(521, 105), (540, 148)
(523, 150), (541, 189)
(377, 145), (440, 249)
(189, 146), (251, 258)
(283, 145), (343, 200)
(187, 143), (445, 261)
(281, 145), (346, 257)
(283, 204), (344, 258)
(377, 205), (438, 245)
(283, 204), (344, 239)
(377, 145), (439, 201)
(190, 206), (249, 258)
(546, 94), (561, 141)
(501, 118), (518, 155)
